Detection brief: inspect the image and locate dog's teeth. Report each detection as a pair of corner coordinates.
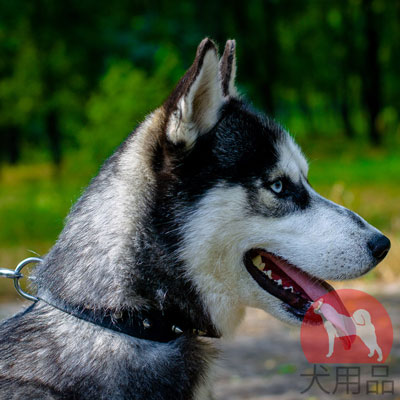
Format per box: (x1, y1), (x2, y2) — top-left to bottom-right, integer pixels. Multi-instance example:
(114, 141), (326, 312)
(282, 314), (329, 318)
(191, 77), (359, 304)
(275, 279), (282, 286)
(265, 270), (272, 279)
(252, 255), (262, 268)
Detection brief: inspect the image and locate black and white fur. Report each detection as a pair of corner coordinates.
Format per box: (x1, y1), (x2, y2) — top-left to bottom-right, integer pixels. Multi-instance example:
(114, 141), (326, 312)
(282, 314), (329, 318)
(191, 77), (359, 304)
(0, 38), (390, 399)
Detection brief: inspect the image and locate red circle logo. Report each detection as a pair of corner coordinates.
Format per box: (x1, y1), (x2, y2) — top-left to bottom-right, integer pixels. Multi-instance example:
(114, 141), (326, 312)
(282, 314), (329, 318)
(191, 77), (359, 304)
(301, 289), (393, 363)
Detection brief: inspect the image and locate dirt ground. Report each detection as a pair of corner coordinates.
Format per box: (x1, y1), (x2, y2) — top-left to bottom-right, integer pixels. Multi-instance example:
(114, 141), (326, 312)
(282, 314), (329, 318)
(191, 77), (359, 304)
(0, 287), (399, 400)
(214, 287), (400, 400)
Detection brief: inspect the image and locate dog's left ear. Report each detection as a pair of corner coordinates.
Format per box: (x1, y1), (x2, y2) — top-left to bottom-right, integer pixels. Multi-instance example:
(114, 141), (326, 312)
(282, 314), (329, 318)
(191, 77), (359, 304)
(164, 38), (224, 147)
(219, 39), (238, 97)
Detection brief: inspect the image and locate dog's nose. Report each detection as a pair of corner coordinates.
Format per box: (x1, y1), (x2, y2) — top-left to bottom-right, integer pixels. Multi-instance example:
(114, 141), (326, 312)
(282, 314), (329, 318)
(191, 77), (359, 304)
(368, 234), (391, 262)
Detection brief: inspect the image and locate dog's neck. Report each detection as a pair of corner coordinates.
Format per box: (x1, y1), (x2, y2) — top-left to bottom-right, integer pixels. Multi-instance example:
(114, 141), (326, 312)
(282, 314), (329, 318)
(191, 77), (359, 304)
(33, 111), (218, 337)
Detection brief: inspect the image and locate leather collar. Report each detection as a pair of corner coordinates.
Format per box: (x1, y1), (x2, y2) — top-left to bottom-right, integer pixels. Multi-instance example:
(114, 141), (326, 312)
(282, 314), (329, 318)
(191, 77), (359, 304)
(37, 297), (220, 342)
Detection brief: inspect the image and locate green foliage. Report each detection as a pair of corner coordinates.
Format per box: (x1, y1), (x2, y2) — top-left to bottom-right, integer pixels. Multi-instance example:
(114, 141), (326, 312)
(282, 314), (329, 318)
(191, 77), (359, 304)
(0, 40), (42, 126)
(0, 164), (87, 246)
(1, 0), (399, 165)
(0, 1), (400, 301)
(80, 46), (183, 164)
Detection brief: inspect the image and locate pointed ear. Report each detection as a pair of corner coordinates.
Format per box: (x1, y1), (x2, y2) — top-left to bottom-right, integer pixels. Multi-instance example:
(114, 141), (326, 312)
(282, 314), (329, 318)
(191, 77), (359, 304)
(219, 39), (238, 97)
(165, 38), (224, 147)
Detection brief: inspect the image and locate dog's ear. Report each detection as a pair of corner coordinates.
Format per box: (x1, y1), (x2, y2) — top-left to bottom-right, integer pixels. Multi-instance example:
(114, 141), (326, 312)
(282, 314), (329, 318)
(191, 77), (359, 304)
(164, 38), (224, 147)
(219, 39), (238, 97)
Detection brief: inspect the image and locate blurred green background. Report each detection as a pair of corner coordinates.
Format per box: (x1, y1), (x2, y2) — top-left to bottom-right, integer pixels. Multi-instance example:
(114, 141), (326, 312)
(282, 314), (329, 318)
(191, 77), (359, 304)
(0, 0), (399, 301)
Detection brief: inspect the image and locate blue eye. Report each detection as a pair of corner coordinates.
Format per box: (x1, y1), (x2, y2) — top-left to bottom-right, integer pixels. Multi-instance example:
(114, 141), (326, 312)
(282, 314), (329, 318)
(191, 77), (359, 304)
(270, 180), (283, 194)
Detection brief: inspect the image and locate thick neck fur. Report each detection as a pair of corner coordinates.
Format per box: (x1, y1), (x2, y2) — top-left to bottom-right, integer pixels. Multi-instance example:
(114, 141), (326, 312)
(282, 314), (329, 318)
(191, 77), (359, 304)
(34, 109), (215, 334)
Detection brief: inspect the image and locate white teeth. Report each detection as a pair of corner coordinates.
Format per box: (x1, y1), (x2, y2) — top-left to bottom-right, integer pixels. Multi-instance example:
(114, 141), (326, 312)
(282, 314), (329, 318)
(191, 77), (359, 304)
(252, 255), (262, 268)
(251, 256), (294, 290)
(252, 255), (265, 271)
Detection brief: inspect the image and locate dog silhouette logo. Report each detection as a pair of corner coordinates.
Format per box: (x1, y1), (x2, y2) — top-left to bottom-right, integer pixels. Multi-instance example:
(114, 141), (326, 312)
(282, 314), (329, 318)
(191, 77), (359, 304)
(314, 301), (383, 361)
(301, 289), (392, 364)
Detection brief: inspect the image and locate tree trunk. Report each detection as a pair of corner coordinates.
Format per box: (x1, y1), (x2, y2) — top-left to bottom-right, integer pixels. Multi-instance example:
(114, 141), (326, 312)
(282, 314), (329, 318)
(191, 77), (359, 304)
(362, 0), (381, 145)
(259, 1), (277, 116)
(231, 0), (277, 116)
(1, 126), (21, 164)
(46, 110), (62, 167)
(8, 126), (21, 164)
(340, 94), (354, 138)
(339, 4), (354, 139)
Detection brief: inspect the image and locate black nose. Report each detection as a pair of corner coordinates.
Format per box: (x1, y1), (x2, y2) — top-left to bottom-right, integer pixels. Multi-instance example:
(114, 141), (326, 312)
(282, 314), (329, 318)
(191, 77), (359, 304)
(368, 234), (391, 261)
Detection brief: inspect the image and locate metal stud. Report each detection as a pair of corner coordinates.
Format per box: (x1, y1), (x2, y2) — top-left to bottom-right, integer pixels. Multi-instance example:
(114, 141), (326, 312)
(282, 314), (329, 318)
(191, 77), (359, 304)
(143, 319), (151, 329)
(113, 311), (123, 319)
(171, 325), (183, 334)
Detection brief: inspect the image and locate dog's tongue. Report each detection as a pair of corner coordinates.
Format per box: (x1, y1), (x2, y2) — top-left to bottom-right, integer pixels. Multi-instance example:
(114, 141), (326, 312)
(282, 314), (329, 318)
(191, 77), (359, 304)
(269, 255), (356, 348)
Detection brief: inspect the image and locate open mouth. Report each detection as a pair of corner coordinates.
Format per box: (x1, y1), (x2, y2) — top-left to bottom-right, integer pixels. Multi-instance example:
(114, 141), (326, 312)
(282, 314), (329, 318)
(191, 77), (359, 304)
(244, 249), (357, 349)
(244, 249), (336, 321)
(244, 249), (357, 348)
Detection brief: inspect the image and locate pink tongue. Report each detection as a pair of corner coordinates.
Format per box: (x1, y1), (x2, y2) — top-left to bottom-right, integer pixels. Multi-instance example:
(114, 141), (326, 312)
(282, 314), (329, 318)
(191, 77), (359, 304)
(268, 254), (356, 345)
(269, 254), (333, 301)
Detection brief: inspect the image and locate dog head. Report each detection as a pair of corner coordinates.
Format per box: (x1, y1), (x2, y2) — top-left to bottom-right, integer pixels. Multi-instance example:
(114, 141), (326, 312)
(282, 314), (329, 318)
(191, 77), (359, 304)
(154, 38), (390, 335)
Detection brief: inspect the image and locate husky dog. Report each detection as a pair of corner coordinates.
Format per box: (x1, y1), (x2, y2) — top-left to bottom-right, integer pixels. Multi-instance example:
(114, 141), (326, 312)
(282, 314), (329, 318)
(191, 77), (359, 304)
(0, 38), (390, 399)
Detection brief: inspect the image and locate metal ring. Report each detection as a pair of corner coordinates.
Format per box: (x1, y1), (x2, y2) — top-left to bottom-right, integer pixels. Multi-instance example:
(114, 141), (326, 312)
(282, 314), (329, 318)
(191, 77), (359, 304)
(13, 257), (41, 301)
(0, 268), (22, 279)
